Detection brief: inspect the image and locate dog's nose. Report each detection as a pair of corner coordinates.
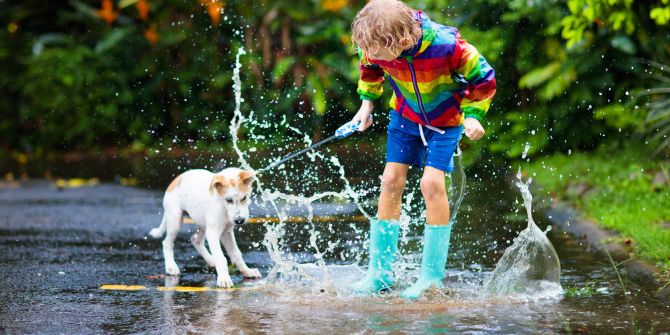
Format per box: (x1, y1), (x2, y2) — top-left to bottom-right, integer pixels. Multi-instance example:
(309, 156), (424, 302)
(234, 218), (246, 225)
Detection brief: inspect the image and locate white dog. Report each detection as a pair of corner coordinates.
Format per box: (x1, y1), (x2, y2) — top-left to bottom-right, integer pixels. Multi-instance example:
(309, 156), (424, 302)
(149, 167), (262, 287)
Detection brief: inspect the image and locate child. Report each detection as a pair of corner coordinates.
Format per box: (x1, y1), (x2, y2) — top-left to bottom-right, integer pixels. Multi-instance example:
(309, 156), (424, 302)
(349, 0), (496, 299)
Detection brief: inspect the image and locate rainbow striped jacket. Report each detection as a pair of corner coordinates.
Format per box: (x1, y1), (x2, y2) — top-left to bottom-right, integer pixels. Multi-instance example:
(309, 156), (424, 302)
(357, 12), (496, 127)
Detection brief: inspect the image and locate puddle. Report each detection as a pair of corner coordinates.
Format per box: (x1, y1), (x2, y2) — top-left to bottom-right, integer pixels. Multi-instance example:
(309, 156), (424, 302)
(1, 51), (669, 334)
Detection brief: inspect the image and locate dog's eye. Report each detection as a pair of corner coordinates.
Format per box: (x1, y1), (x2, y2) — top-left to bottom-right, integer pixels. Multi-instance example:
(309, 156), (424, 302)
(241, 196), (247, 202)
(225, 197), (234, 204)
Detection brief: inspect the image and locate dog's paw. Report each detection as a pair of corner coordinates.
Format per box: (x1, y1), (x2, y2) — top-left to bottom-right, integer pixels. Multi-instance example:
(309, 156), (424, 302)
(216, 275), (234, 288)
(242, 268), (262, 278)
(165, 262), (181, 276)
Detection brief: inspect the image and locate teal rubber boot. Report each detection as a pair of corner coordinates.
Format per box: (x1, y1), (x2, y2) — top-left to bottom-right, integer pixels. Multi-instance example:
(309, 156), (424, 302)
(351, 219), (401, 295)
(400, 224), (452, 299)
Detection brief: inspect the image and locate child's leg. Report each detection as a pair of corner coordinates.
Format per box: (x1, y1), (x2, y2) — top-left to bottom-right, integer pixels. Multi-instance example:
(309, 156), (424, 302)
(377, 162), (409, 219)
(401, 161), (456, 299)
(351, 162), (408, 294)
(420, 166), (450, 225)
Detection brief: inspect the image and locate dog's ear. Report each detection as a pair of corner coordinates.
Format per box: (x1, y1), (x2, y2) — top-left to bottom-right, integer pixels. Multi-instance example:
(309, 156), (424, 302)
(239, 170), (256, 187)
(209, 175), (227, 196)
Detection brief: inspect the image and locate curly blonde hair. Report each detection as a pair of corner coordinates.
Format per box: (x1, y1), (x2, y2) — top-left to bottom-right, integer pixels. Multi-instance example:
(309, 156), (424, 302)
(351, 0), (422, 57)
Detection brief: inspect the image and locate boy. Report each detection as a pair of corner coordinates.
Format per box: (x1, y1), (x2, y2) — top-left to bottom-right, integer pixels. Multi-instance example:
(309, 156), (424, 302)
(349, 0), (496, 299)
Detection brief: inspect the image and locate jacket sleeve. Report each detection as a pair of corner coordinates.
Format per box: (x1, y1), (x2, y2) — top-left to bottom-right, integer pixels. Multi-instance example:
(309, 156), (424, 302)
(356, 50), (385, 101)
(451, 33), (496, 121)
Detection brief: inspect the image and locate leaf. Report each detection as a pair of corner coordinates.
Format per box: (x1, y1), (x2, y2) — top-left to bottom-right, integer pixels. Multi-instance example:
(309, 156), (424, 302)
(118, 0), (139, 8)
(70, 0), (99, 19)
(594, 103), (639, 129)
(540, 66), (576, 100)
(307, 73), (326, 116)
(95, 28), (130, 54)
(584, 6), (595, 21)
(650, 7), (670, 25)
(271, 56), (295, 82)
(609, 12), (626, 30)
(567, 0), (580, 13)
(610, 35), (636, 55)
(519, 62), (561, 89)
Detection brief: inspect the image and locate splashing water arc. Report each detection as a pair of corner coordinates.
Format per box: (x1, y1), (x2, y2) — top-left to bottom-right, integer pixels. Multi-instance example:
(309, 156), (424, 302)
(228, 48), (374, 290)
(484, 174), (561, 295)
(226, 48), (468, 292)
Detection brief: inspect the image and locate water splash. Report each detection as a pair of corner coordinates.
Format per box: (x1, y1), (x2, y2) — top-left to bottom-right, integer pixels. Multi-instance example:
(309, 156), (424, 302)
(228, 48), (374, 292)
(448, 145), (466, 224)
(483, 171), (561, 296)
(230, 47), (252, 171)
(228, 49), (469, 296)
(522, 142), (531, 160)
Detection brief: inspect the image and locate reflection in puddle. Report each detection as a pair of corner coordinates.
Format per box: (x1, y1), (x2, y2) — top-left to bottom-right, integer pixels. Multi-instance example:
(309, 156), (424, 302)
(151, 264), (566, 334)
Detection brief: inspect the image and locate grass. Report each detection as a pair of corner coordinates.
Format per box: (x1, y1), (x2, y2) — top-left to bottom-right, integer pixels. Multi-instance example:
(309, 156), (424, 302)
(563, 281), (597, 298)
(526, 147), (670, 278)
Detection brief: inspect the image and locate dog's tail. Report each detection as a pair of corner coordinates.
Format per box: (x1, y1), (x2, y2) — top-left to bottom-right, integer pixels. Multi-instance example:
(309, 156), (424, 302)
(149, 214), (167, 239)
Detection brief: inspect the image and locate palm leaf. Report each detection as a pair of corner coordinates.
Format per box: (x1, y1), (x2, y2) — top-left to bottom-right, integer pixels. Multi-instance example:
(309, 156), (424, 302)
(643, 79), (670, 154)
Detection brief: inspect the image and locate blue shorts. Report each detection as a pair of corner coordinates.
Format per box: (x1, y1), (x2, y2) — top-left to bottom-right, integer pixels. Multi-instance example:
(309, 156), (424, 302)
(385, 111), (463, 172)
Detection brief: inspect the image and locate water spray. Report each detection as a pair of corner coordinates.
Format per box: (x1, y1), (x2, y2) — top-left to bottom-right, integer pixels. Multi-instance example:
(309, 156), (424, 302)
(483, 171), (562, 295)
(228, 47), (473, 293)
(448, 142), (466, 225)
(257, 118), (370, 174)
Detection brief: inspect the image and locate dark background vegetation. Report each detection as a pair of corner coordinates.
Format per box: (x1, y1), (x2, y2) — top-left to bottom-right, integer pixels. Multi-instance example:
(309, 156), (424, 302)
(1, 0), (669, 162)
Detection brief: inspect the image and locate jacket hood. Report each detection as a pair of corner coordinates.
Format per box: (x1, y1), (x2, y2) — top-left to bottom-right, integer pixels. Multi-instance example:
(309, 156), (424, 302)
(399, 11), (436, 58)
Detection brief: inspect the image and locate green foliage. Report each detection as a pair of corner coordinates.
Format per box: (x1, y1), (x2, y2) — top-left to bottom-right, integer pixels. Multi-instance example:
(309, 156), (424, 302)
(489, 109), (549, 158)
(640, 63), (670, 154)
(650, 0), (670, 25)
(484, 0), (670, 159)
(519, 61), (577, 101)
(562, 0), (636, 48)
(526, 148), (670, 268)
(593, 100), (644, 130)
(0, 0), (669, 163)
(19, 41), (133, 149)
(519, 62), (562, 90)
(561, 0), (670, 47)
(271, 56), (296, 83)
(592, 61), (670, 155)
(564, 282), (597, 298)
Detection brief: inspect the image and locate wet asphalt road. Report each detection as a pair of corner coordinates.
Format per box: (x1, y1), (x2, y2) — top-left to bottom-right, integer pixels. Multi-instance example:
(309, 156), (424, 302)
(0, 182), (197, 333)
(2, 180), (670, 334)
(0, 181), (358, 333)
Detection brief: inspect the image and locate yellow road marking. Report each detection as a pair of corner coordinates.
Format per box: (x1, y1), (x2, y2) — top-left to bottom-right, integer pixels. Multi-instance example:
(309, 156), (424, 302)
(100, 285), (266, 292)
(55, 178), (100, 189)
(183, 214), (368, 225)
(100, 284), (148, 291)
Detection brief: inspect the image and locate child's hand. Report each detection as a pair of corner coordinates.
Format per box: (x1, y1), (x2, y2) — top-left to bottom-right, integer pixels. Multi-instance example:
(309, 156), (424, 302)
(463, 118), (485, 141)
(352, 100), (374, 131)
